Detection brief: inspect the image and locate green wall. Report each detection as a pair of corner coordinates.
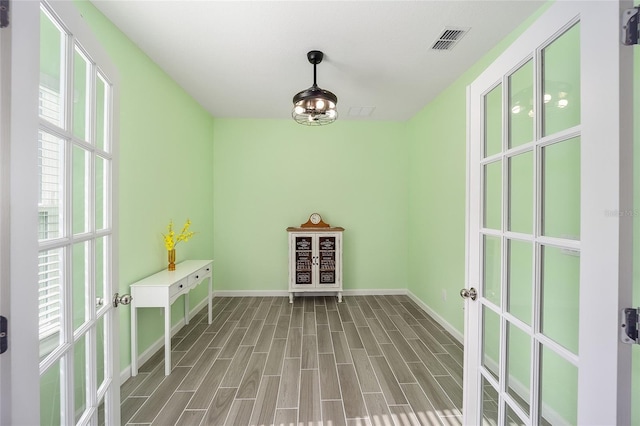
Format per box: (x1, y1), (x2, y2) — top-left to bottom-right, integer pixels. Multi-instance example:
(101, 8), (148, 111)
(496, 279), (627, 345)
(405, 1), (551, 337)
(212, 119), (408, 293)
(72, 1), (215, 368)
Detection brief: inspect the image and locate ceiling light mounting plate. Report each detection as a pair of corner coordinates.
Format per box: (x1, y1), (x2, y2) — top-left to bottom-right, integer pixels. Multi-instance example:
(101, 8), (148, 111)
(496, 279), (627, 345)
(307, 50), (324, 65)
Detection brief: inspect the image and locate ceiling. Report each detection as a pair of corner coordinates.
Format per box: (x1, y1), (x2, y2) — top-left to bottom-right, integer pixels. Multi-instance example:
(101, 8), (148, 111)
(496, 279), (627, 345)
(90, 0), (545, 122)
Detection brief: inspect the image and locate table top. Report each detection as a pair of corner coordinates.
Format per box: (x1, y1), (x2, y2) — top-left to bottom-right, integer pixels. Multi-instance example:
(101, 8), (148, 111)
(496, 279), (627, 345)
(130, 259), (213, 288)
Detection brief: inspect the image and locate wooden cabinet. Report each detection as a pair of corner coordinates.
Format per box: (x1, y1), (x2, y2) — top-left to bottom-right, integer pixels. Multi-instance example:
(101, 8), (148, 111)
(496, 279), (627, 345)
(288, 219), (344, 303)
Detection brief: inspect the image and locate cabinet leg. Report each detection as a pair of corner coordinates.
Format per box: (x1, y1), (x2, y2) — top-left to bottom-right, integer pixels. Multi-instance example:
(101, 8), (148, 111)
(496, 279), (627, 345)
(289, 292), (294, 304)
(337, 292), (342, 303)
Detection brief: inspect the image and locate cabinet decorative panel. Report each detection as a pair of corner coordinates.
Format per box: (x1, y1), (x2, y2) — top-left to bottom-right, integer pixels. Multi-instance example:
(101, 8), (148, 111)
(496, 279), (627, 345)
(295, 236), (313, 284)
(287, 216), (343, 303)
(318, 236), (337, 284)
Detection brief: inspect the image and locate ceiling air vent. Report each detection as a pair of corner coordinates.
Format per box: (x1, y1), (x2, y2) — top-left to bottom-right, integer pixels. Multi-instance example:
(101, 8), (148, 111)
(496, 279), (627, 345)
(431, 27), (469, 51)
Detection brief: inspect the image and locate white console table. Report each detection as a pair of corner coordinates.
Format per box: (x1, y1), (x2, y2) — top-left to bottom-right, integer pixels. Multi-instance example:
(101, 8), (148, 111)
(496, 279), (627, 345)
(130, 259), (213, 376)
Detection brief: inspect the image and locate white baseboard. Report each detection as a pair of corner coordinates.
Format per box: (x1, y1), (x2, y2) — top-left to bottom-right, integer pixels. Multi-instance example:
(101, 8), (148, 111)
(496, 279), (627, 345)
(119, 297), (209, 385)
(213, 290), (349, 299)
(212, 289), (408, 298)
(213, 289), (289, 297)
(343, 289), (407, 296)
(407, 290), (464, 344)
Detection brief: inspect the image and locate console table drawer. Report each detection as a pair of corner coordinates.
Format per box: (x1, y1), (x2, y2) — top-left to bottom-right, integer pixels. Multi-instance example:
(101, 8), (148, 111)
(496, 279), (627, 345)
(188, 263), (212, 285)
(170, 278), (189, 298)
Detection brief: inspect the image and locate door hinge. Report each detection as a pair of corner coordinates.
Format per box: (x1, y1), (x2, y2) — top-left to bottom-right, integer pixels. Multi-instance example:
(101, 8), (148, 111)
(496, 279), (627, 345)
(620, 308), (639, 344)
(622, 7), (640, 45)
(0, 316), (7, 354)
(0, 0), (8, 29)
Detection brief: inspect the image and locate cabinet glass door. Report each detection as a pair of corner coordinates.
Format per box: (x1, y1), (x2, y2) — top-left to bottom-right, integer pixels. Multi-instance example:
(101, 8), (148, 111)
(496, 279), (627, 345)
(318, 236), (337, 285)
(294, 236), (313, 285)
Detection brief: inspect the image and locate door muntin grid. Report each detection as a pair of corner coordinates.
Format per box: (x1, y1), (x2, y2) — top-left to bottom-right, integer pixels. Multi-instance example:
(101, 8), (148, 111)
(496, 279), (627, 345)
(478, 20), (581, 426)
(39, 2), (116, 424)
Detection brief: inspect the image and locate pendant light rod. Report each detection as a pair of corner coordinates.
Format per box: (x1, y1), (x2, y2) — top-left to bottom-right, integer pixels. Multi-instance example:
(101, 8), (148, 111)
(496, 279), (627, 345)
(308, 50), (323, 87)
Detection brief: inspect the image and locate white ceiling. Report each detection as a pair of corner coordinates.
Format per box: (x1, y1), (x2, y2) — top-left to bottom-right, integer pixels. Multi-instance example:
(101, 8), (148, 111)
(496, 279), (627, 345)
(90, 0), (545, 122)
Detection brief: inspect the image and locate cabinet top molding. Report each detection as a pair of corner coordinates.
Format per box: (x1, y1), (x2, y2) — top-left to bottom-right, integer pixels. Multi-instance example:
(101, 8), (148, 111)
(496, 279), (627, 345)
(287, 226), (345, 232)
(294, 212), (344, 229)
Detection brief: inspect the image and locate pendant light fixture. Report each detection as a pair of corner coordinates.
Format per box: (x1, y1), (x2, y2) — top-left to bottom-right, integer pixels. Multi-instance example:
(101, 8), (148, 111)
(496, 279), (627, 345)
(292, 50), (338, 126)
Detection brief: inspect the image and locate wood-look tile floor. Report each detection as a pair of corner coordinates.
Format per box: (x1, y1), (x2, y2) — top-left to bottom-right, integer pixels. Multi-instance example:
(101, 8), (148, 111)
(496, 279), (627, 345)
(120, 295), (464, 426)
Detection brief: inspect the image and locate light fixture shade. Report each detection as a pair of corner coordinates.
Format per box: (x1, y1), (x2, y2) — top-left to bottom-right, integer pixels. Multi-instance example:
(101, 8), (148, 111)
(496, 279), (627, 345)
(292, 51), (338, 126)
(292, 85), (338, 125)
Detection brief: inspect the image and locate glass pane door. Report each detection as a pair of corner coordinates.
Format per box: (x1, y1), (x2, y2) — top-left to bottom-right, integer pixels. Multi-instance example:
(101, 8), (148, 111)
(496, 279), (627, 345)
(476, 21), (581, 426)
(467, 1), (634, 422)
(39, 2), (117, 424)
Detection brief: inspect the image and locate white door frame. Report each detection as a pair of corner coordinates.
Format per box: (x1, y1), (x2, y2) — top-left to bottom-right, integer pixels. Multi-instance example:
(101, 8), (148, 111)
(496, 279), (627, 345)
(463, 1), (634, 424)
(4, 1), (41, 424)
(0, 8), (8, 424)
(578, 2), (633, 423)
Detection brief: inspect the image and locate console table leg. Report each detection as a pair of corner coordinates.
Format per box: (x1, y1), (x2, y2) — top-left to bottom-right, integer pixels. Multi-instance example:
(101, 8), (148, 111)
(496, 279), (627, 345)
(184, 293), (190, 325)
(208, 277), (213, 324)
(131, 306), (138, 376)
(337, 292), (343, 303)
(164, 305), (171, 376)
(289, 292), (294, 304)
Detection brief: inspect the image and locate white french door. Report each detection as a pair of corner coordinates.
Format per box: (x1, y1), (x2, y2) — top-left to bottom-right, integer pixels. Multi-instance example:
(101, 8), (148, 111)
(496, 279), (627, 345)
(464, 1), (633, 425)
(38, 1), (121, 424)
(0, 1), (121, 424)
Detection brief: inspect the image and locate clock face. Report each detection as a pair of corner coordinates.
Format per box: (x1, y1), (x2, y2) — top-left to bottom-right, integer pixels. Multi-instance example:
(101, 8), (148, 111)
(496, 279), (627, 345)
(310, 213), (322, 225)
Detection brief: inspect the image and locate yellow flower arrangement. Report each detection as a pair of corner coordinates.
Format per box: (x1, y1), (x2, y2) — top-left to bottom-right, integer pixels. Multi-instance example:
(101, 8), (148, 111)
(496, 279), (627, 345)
(162, 219), (195, 251)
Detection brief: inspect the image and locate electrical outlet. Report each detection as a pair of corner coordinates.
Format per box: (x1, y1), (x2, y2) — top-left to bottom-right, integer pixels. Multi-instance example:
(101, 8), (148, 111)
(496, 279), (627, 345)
(441, 289), (447, 301)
